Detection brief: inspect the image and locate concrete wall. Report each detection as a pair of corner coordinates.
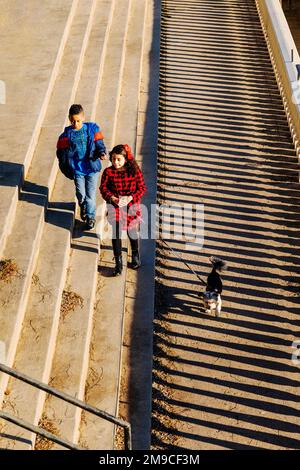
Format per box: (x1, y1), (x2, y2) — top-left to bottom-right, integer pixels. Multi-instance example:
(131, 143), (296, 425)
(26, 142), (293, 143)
(256, 0), (300, 160)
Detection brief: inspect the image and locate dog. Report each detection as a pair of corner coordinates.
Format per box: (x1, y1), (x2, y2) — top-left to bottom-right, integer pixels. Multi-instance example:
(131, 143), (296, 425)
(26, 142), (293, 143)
(202, 290), (222, 317)
(202, 256), (227, 317)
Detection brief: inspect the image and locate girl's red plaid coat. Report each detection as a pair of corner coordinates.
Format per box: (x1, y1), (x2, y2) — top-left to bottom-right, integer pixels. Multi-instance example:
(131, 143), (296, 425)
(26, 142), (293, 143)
(100, 166), (147, 230)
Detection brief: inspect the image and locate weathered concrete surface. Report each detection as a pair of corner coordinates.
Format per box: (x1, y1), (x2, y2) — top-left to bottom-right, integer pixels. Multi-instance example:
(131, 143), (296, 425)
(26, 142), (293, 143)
(152, 0), (300, 450)
(0, 182), (74, 449)
(79, 244), (128, 450)
(0, 2), (97, 402)
(95, 0), (132, 150)
(0, 0), (75, 257)
(0, 0), (152, 449)
(117, 0), (160, 450)
(79, 0), (151, 450)
(282, 1), (300, 52)
(0, 0), (73, 169)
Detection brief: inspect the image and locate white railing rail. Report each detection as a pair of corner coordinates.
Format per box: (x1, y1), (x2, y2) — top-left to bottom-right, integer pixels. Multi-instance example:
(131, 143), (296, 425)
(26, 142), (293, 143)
(0, 362), (132, 450)
(256, 0), (300, 161)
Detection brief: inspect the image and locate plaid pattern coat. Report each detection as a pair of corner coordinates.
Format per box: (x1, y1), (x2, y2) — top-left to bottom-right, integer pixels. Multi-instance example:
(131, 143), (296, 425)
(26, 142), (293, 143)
(100, 166), (146, 230)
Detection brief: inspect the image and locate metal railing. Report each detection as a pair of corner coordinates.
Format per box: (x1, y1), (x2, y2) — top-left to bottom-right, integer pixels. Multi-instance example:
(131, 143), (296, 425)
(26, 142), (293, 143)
(0, 362), (132, 450)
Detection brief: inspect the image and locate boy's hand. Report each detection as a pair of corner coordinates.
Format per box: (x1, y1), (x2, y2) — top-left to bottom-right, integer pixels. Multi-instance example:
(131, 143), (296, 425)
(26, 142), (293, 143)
(100, 153), (108, 160)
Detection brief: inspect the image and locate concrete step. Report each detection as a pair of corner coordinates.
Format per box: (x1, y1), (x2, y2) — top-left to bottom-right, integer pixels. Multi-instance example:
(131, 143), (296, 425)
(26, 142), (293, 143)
(0, 0), (78, 171)
(0, 0), (98, 407)
(118, 0), (160, 448)
(94, 0), (134, 246)
(78, 245), (128, 449)
(114, 0), (148, 146)
(76, 0), (116, 121)
(29, 0), (133, 448)
(38, 0), (138, 449)
(0, 0), (115, 449)
(0, 194), (46, 402)
(26, 0), (98, 200)
(79, 0), (148, 449)
(34, 229), (99, 450)
(0, 0), (78, 258)
(95, 0), (133, 150)
(0, 181), (74, 450)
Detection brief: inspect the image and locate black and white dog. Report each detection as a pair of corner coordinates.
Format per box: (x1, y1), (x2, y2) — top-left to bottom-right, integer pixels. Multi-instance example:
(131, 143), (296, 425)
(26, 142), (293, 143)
(203, 257), (227, 317)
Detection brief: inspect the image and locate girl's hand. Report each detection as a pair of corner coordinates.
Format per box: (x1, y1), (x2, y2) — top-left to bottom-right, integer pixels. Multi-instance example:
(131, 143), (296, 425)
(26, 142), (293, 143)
(110, 196), (119, 205)
(118, 195), (133, 207)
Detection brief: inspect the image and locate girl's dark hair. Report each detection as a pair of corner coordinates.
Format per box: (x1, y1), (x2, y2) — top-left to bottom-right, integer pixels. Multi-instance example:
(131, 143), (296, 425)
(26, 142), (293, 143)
(109, 144), (140, 177)
(69, 104), (84, 116)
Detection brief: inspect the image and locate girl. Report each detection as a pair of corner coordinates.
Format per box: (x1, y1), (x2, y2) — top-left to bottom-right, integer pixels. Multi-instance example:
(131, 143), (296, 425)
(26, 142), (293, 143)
(100, 144), (147, 276)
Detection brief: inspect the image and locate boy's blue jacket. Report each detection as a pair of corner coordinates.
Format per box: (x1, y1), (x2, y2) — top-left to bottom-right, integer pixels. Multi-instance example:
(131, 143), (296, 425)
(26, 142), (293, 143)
(56, 122), (106, 180)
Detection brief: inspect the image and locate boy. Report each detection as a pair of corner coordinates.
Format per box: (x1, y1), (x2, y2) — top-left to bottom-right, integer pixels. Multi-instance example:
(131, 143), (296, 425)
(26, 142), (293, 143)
(56, 104), (107, 229)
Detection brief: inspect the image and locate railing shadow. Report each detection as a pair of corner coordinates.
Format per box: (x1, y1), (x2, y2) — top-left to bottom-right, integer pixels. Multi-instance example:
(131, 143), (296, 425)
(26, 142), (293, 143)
(150, 0), (300, 450)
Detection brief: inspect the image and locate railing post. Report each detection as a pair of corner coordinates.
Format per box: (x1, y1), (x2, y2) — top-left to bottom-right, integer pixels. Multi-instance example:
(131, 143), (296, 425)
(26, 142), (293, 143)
(124, 424), (132, 451)
(0, 362), (132, 450)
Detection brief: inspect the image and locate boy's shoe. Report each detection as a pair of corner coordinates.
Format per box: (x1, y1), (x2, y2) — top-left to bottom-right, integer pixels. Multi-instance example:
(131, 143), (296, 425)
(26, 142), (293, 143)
(85, 217), (95, 230)
(131, 250), (141, 269)
(113, 256), (123, 276)
(79, 202), (87, 221)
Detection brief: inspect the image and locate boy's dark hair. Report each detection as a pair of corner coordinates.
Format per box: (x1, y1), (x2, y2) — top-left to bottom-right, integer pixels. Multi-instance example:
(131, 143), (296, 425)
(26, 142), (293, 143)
(69, 104), (84, 116)
(109, 144), (139, 177)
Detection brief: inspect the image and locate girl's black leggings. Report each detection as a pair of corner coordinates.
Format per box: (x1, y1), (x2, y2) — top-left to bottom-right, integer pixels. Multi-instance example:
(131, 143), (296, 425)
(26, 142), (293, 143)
(112, 222), (139, 258)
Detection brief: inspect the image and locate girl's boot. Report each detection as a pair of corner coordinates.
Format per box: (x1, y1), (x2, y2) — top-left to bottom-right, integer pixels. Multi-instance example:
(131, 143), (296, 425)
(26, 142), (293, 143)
(132, 250), (141, 269)
(114, 256), (123, 276)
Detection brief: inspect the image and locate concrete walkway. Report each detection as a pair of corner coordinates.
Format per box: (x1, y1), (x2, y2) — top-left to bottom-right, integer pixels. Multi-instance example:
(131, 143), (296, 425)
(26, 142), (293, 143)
(153, 0), (300, 450)
(284, 4), (300, 52)
(0, 0), (155, 450)
(117, 0), (160, 450)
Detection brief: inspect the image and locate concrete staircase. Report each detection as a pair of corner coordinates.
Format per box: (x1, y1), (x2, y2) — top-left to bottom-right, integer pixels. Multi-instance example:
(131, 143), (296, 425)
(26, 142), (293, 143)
(0, 0), (148, 450)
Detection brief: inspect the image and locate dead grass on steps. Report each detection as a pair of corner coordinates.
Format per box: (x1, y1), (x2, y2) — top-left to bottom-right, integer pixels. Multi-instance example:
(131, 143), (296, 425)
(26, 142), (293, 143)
(35, 413), (60, 450)
(114, 371), (128, 450)
(0, 259), (20, 283)
(60, 289), (84, 320)
(84, 364), (103, 403)
(31, 274), (53, 302)
(114, 423), (125, 450)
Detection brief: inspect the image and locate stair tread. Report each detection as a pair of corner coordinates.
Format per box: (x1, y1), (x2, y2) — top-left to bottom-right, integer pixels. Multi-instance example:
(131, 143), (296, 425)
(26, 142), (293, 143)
(80, 0), (148, 449)
(75, 0), (114, 118)
(0, 0), (115, 450)
(0, 195), (73, 449)
(0, 170), (75, 450)
(0, 185), (19, 259)
(114, 0), (148, 144)
(38, 0), (138, 448)
(38, 227), (99, 448)
(0, 0), (95, 259)
(0, 0), (106, 368)
(0, 199), (46, 369)
(79, 246), (128, 450)
(27, 0), (96, 191)
(95, 0), (132, 149)
(0, 0), (74, 169)
(0, 0), (149, 451)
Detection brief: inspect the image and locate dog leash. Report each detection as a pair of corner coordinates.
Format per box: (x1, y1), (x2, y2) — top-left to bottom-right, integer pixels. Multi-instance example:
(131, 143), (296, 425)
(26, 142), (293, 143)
(160, 239), (207, 286)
